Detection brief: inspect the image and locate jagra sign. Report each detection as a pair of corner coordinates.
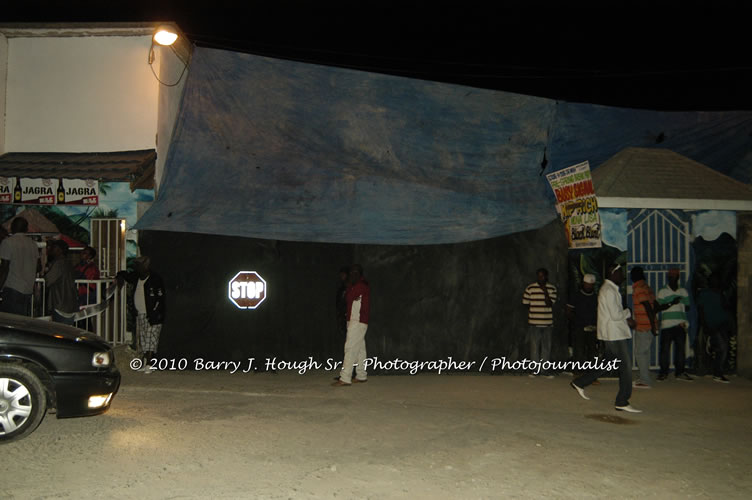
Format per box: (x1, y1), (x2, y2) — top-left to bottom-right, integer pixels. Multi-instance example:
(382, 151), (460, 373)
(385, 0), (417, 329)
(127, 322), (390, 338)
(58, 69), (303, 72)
(228, 271), (267, 309)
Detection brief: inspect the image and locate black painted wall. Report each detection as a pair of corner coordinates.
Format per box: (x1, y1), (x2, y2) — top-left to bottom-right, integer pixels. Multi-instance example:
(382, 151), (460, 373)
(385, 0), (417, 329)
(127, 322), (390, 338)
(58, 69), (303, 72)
(141, 220), (569, 369)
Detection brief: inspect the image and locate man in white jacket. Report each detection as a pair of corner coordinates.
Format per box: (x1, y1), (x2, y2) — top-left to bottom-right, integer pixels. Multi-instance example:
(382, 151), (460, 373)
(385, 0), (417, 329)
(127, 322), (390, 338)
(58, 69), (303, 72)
(570, 263), (641, 413)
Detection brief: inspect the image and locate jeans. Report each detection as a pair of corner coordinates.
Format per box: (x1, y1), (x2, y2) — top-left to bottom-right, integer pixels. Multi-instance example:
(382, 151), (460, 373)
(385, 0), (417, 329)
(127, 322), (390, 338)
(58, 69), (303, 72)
(574, 339), (633, 407)
(0, 288), (32, 316)
(527, 325), (552, 373)
(659, 325), (686, 376)
(708, 327), (730, 377)
(633, 329), (654, 385)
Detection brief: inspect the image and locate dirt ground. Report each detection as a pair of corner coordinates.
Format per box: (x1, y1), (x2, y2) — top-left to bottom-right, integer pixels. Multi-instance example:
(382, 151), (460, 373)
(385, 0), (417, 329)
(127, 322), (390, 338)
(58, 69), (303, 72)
(4, 354), (752, 499)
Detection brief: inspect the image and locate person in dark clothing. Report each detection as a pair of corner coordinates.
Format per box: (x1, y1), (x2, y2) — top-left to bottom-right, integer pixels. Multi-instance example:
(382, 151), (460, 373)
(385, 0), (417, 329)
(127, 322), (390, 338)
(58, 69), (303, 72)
(44, 239), (79, 325)
(335, 266), (349, 338)
(697, 274), (732, 383)
(566, 273), (598, 374)
(117, 256), (166, 374)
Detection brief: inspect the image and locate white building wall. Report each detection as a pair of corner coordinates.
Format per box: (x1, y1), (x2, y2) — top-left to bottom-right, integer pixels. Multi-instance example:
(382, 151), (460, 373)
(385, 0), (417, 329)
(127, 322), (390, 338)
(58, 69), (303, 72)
(0, 33), (8, 154)
(5, 35), (158, 152)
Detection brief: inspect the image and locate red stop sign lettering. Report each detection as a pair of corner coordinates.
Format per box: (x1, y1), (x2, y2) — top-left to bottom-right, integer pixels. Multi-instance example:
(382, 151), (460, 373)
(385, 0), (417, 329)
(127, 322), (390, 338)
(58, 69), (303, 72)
(228, 271), (267, 309)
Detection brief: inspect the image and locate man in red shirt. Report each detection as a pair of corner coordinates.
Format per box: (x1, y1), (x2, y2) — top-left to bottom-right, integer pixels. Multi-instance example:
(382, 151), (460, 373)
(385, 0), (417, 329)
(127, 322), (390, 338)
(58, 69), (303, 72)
(74, 246), (100, 306)
(333, 264), (370, 386)
(630, 266), (677, 388)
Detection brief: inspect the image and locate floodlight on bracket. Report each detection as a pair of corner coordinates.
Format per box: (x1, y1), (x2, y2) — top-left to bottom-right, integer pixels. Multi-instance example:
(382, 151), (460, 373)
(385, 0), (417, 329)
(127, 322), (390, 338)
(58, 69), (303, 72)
(148, 24), (190, 87)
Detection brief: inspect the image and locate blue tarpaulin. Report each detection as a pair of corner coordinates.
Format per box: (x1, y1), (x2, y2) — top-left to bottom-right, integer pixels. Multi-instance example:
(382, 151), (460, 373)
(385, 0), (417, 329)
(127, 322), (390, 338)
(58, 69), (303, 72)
(135, 47), (752, 244)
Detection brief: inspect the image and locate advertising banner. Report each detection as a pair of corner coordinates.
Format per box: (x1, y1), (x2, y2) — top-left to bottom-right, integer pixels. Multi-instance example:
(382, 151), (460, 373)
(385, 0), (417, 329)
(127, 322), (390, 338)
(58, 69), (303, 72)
(56, 178), (99, 205)
(11, 177), (56, 205)
(546, 161), (602, 249)
(0, 178), (99, 206)
(0, 177), (11, 204)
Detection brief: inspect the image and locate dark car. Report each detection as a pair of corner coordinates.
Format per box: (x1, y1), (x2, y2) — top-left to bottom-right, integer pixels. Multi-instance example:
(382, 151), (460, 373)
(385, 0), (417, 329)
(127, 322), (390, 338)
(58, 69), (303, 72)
(0, 312), (120, 443)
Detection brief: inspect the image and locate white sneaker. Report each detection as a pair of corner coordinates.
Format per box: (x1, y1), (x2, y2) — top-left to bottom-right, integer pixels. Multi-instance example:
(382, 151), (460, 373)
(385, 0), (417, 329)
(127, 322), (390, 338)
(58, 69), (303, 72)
(571, 382), (590, 400)
(615, 404), (642, 413)
(143, 366), (153, 374)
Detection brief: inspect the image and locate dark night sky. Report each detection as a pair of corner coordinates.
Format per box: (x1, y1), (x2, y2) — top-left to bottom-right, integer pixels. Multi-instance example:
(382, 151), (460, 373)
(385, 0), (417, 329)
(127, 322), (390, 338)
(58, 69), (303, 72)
(2, 2), (751, 111)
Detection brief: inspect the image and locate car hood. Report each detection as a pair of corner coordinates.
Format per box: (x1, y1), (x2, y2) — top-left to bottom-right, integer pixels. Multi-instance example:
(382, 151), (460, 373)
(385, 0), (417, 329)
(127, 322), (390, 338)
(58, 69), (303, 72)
(0, 312), (111, 349)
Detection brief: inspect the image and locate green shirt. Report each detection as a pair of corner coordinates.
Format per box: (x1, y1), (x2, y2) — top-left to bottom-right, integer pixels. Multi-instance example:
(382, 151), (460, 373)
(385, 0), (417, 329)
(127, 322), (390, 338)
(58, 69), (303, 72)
(657, 285), (689, 330)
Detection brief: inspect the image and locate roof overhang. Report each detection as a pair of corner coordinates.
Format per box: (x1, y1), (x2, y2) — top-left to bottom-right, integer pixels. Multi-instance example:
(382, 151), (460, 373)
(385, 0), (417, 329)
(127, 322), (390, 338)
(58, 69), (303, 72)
(598, 196), (752, 211)
(0, 149), (157, 190)
(0, 22), (163, 38)
(0, 22), (192, 65)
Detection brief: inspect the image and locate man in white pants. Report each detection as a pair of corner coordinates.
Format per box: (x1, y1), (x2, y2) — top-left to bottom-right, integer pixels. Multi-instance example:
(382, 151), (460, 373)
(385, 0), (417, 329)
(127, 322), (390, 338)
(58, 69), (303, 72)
(333, 264), (370, 386)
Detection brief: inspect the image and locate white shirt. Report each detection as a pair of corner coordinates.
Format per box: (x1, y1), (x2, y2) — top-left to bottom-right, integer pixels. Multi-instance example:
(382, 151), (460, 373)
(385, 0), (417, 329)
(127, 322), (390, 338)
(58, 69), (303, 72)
(0, 233), (39, 294)
(134, 278), (147, 314)
(349, 295), (361, 324)
(597, 279), (632, 341)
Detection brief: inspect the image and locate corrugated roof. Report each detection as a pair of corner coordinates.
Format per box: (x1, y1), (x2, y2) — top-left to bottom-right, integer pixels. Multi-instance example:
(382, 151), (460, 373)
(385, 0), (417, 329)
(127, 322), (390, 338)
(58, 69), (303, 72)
(0, 149), (156, 190)
(592, 147), (752, 201)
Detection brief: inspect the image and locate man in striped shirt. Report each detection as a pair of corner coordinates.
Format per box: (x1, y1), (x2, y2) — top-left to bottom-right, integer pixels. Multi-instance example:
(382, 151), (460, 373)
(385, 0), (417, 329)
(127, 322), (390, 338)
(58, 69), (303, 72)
(656, 268), (692, 381)
(522, 268), (558, 377)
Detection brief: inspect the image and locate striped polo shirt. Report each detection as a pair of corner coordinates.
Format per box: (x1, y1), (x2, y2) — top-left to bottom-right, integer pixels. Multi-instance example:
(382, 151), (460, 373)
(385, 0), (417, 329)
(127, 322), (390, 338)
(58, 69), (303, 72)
(522, 282), (558, 326)
(657, 285), (689, 329)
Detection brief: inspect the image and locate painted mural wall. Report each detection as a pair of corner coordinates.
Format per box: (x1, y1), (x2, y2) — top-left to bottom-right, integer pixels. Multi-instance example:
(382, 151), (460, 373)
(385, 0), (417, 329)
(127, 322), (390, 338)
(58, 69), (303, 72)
(0, 181), (154, 259)
(568, 207), (738, 373)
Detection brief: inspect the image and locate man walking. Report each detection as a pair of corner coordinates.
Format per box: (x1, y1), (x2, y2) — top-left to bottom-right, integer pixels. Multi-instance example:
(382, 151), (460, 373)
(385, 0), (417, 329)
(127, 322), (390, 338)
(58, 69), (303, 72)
(656, 269), (692, 381)
(0, 217), (40, 316)
(523, 268), (557, 377)
(571, 263), (642, 413)
(333, 264), (370, 386)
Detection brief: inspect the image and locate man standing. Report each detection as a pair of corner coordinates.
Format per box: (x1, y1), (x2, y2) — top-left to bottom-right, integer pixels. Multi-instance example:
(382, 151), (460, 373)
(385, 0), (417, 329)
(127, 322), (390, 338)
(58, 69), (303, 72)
(522, 268), (557, 377)
(0, 217), (40, 316)
(631, 266), (679, 388)
(696, 274), (731, 383)
(43, 240), (79, 325)
(566, 273), (598, 374)
(333, 264), (370, 387)
(656, 269), (692, 381)
(117, 256), (166, 374)
(571, 263), (642, 413)
(335, 266), (349, 339)
(74, 246), (100, 306)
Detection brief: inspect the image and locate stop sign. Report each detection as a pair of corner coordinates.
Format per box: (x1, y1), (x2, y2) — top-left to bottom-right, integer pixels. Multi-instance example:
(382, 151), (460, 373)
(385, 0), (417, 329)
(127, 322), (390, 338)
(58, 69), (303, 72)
(228, 271), (267, 309)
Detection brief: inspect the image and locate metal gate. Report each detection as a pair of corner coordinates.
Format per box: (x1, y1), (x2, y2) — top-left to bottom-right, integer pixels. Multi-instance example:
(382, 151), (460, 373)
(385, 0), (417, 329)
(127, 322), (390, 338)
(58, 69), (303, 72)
(627, 209), (690, 369)
(90, 218), (127, 278)
(89, 218), (128, 344)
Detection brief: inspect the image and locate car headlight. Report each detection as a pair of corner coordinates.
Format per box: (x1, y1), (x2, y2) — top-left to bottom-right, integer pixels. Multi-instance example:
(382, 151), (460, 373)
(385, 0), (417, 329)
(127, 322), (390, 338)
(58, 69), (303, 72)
(92, 351), (111, 367)
(88, 393), (113, 408)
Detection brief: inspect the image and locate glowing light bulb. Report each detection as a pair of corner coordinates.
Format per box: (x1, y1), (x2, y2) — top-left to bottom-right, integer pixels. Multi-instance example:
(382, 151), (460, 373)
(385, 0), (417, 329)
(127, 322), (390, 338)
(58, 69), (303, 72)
(154, 27), (178, 46)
